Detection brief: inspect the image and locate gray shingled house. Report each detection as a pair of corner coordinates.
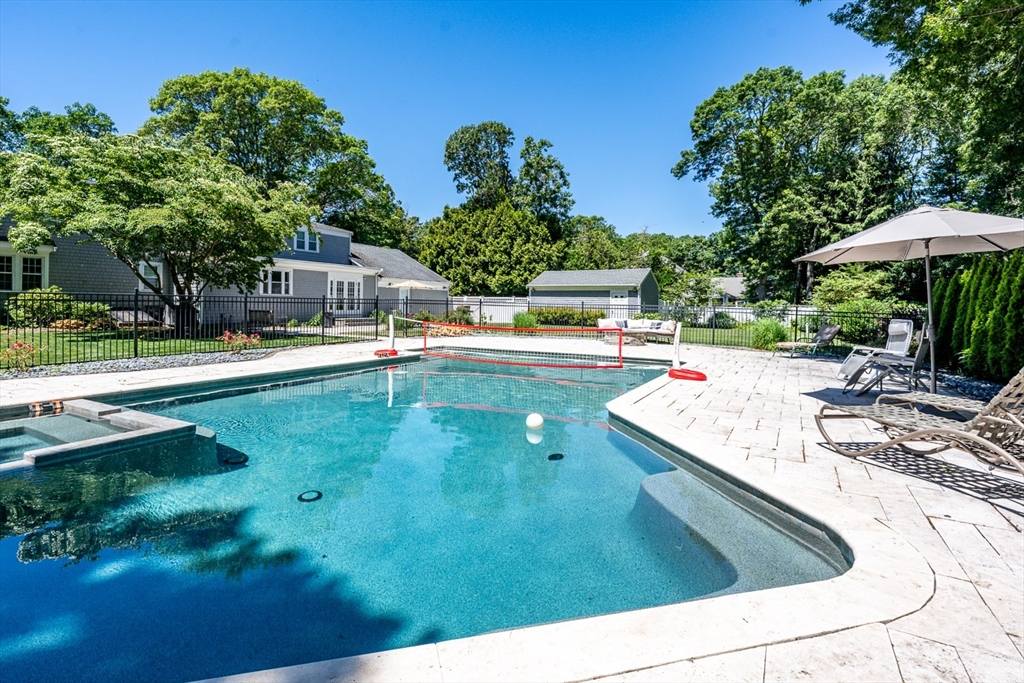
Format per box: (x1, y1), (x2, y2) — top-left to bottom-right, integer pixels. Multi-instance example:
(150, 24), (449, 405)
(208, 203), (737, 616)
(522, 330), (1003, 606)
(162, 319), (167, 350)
(2, 216), (447, 320)
(350, 242), (451, 303)
(526, 268), (659, 308)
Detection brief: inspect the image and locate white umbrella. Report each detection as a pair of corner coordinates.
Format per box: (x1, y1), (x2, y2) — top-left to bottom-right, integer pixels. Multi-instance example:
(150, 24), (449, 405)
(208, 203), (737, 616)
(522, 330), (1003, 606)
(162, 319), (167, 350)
(795, 205), (1024, 392)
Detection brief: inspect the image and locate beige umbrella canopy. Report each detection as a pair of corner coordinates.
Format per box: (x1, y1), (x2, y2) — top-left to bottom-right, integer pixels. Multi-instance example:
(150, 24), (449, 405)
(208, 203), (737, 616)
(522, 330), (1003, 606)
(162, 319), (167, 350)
(796, 205), (1024, 392)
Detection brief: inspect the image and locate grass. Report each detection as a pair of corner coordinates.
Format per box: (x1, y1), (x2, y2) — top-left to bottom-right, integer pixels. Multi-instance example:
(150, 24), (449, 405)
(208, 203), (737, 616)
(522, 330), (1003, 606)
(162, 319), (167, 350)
(0, 328), (375, 369)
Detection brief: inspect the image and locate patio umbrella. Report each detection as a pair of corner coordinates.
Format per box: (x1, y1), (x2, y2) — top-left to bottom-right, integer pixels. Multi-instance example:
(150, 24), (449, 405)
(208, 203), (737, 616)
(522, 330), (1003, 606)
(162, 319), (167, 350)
(795, 205), (1024, 393)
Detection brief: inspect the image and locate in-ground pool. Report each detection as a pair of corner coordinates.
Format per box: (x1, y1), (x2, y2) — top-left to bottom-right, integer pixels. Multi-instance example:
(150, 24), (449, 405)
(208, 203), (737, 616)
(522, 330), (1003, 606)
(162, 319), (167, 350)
(0, 358), (847, 682)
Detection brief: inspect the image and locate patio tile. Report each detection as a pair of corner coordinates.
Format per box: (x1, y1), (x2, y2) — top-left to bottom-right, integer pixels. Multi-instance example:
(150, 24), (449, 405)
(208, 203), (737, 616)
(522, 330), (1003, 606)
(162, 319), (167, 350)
(908, 485), (1017, 530)
(879, 519), (969, 580)
(888, 575), (1021, 662)
(595, 647), (765, 682)
(888, 629), (970, 683)
(764, 623), (901, 682)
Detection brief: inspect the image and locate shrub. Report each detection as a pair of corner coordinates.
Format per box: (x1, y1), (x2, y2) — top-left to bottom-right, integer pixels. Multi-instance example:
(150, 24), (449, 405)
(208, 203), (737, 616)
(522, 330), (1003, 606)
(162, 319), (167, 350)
(5, 286), (74, 326)
(751, 318), (788, 350)
(412, 309), (438, 322)
(286, 318), (300, 328)
(1, 341), (36, 371)
(216, 330), (261, 353)
(829, 299), (891, 345)
(68, 301), (112, 324)
(530, 307), (603, 326)
(443, 306), (474, 325)
(631, 312), (663, 321)
(751, 299), (789, 321)
(702, 311), (738, 329)
(792, 313), (824, 334)
(512, 311), (539, 328)
(810, 266), (892, 308)
(306, 311), (323, 327)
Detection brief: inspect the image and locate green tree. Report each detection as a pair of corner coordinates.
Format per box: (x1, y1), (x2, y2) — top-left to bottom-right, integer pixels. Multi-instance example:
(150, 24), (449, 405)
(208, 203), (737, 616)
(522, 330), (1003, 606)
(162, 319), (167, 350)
(1001, 253), (1024, 378)
(418, 201), (557, 295)
(1, 134), (314, 320)
(443, 121), (515, 210)
(935, 269), (962, 367)
(0, 99), (116, 152)
(561, 216), (622, 271)
(813, 0), (1024, 214)
(141, 68), (401, 245)
(513, 136), (574, 239)
(809, 265), (893, 308)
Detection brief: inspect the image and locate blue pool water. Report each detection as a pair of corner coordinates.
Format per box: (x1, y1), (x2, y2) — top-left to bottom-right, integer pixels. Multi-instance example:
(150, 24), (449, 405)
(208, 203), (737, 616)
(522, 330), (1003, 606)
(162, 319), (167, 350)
(0, 359), (845, 682)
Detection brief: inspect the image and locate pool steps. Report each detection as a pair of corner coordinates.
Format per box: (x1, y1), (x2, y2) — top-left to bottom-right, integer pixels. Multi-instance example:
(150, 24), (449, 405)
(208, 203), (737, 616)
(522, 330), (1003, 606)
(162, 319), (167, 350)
(0, 399), (205, 472)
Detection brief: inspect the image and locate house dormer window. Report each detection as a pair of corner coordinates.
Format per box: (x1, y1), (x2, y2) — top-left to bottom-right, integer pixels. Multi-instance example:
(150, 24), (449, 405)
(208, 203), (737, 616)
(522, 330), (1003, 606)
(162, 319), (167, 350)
(293, 227), (319, 253)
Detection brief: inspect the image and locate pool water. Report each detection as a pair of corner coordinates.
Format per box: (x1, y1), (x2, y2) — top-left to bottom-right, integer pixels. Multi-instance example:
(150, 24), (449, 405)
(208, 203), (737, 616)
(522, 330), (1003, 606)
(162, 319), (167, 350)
(0, 359), (844, 682)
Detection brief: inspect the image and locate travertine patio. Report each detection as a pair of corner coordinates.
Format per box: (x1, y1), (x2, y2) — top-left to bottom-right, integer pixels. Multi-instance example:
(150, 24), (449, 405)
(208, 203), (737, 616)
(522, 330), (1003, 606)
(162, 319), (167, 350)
(2, 339), (1021, 682)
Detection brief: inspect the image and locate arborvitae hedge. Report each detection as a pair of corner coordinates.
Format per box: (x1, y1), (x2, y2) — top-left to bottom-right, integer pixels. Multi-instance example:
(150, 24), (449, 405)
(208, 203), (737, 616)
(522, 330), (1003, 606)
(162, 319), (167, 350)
(934, 252), (1024, 382)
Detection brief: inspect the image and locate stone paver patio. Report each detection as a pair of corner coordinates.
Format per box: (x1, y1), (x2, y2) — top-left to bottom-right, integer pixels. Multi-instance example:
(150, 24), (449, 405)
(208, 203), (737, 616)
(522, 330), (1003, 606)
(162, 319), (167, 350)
(1, 339), (1021, 682)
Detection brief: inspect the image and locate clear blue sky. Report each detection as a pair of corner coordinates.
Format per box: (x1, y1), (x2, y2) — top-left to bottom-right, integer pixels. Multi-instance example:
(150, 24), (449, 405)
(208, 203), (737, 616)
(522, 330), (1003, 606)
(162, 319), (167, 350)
(0, 1), (892, 237)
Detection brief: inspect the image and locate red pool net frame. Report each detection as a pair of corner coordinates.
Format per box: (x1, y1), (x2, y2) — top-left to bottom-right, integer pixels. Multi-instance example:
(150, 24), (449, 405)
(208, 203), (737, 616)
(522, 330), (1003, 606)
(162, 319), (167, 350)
(415, 321), (625, 369)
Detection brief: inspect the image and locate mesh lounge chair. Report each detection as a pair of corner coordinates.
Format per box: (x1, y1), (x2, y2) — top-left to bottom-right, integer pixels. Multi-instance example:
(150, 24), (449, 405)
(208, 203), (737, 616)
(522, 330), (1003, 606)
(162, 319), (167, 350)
(842, 333), (930, 395)
(836, 319), (914, 380)
(815, 366), (1024, 476)
(876, 391), (987, 416)
(775, 323), (842, 358)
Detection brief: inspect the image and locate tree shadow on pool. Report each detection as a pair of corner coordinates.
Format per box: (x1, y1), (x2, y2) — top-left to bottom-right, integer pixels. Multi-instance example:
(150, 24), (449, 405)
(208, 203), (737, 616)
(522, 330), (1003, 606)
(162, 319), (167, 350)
(0, 502), (407, 683)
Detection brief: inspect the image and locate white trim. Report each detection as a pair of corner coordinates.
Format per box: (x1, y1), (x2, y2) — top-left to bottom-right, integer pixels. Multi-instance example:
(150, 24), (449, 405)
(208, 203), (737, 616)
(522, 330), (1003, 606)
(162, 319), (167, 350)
(531, 284), (641, 292)
(292, 227), (320, 253)
(310, 223), (353, 237)
(271, 257), (379, 276)
(0, 244), (52, 292)
(260, 268), (293, 296)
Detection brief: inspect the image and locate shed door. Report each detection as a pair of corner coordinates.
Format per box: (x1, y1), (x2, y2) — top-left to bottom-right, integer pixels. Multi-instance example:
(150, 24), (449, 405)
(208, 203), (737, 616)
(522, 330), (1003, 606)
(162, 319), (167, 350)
(610, 288), (630, 317)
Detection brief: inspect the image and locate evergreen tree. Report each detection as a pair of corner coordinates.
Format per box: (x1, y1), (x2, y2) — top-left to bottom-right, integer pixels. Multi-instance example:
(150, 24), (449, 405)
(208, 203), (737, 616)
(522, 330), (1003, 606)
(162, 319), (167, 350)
(985, 257), (1013, 380)
(964, 258), (998, 377)
(935, 271), (961, 369)
(950, 266), (976, 365)
(1000, 254), (1024, 380)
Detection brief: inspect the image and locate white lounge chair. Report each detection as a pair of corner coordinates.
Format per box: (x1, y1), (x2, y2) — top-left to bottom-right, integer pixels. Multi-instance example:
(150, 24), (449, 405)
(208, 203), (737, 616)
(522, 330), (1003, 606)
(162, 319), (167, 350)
(836, 319), (914, 381)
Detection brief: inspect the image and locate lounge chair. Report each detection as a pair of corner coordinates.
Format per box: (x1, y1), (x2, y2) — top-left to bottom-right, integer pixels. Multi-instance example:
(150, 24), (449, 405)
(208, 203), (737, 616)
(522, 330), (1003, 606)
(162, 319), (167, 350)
(774, 323), (842, 358)
(876, 391), (987, 416)
(836, 319), (914, 380)
(815, 366), (1024, 476)
(842, 333), (929, 395)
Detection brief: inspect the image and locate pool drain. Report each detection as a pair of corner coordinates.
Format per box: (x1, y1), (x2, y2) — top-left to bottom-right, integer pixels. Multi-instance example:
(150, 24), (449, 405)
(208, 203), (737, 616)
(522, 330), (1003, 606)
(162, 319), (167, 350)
(547, 453), (564, 461)
(298, 490), (323, 502)
(222, 454), (248, 465)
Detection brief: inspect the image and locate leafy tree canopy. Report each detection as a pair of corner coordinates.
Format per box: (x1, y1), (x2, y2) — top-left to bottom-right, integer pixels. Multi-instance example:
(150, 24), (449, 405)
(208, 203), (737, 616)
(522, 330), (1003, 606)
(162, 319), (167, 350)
(808, 0), (1024, 214)
(443, 121), (516, 210)
(141, 67), (403, 247)
(514, 136), (574, 238)
(418, 201), (558, 296)
(0, 133), (314, 299)
(0, 98), (116, 152)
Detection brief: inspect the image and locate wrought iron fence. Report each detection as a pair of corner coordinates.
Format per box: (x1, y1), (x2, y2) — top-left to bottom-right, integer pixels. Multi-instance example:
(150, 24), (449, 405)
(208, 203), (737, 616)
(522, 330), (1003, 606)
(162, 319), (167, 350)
(0, 289), (927, 369)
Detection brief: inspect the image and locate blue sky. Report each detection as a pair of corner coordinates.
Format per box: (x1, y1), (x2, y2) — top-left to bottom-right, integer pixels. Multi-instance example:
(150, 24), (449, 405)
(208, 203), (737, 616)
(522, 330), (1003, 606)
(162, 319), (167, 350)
(0, 1), (892, 237)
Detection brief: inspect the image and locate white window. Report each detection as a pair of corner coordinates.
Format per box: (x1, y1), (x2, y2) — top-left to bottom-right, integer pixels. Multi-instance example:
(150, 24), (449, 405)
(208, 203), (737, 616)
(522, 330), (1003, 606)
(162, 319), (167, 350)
(260, 269), (292, 295)
(139, 262), (161, 290)
(0, 252), (50, 292)
(345, 280), (361, 311)
(293, 228), (319, 253)
(21, 258), (43, 290)
(0, 256), (12, 291)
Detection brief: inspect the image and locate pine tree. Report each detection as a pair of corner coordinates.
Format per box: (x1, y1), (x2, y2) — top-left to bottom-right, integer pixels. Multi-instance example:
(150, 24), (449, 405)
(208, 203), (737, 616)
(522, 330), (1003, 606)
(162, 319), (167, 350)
(950, 264), (977, 367)
(1000, 253), (1024, 380)
(985, 257), (1013, 380)
(936, 271), (962, 369)
(965, 258), (998, 377)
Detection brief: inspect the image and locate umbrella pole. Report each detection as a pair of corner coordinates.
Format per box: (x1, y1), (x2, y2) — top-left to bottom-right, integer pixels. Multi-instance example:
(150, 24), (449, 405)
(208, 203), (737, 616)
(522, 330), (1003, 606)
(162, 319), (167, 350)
(924, 240), (938, 393)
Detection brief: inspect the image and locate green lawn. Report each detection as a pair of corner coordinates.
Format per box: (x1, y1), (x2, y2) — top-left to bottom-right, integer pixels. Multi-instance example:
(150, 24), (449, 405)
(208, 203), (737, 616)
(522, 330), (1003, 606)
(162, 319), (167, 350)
(0, 328), (375, 369)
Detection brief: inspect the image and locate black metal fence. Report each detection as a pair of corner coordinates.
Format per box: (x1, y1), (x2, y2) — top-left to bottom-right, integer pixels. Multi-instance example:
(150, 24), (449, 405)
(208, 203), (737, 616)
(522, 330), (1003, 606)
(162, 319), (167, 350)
(0, 290), (926, 369)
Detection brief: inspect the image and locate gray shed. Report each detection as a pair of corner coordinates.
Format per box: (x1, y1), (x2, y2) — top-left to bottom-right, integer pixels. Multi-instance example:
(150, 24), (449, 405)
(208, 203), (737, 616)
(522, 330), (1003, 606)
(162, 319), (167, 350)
(526, 268), (659, 308)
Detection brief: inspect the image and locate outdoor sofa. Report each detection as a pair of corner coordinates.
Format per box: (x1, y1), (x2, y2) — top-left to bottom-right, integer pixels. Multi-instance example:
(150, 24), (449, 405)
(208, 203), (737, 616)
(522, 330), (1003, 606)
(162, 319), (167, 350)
(597, 318), (677, 344)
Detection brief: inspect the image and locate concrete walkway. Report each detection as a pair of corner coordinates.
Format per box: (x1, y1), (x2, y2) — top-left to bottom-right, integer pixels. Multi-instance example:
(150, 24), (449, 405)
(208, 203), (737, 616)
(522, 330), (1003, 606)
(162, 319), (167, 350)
(2, 341), (1021, 682)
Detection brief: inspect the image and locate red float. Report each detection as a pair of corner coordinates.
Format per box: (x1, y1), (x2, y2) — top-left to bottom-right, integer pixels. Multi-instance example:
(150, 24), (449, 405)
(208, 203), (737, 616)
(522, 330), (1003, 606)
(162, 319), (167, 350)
(668, 368), (707, 381)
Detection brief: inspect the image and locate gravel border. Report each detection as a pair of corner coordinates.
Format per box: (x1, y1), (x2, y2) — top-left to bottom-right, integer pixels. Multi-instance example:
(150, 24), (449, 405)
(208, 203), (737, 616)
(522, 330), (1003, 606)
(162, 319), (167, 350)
(0, 349), (275, 380)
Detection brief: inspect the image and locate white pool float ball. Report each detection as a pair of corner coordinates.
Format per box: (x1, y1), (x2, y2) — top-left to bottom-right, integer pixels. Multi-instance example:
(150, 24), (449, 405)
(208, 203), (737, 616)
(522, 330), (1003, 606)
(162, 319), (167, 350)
(526, 430), (543, 445)
(526, 413), (544, 430)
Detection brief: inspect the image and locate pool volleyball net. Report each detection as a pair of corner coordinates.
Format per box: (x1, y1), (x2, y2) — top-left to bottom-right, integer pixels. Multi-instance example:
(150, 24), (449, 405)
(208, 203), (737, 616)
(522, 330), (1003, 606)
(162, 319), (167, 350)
(392, 316), (624, 369)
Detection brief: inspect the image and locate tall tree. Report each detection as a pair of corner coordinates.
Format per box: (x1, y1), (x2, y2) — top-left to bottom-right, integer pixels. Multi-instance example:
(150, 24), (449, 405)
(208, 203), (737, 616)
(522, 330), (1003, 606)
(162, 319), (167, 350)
(0, 99), (116, 152)
(513, 136), (574, 239)
(561, 216), (622, 271)
(443, 121), (516, 210)
(141, 68), (402, 246)
(812, 0), (1024, 214)
(0, 134), (314, 305)
(418, 201), (557, 296)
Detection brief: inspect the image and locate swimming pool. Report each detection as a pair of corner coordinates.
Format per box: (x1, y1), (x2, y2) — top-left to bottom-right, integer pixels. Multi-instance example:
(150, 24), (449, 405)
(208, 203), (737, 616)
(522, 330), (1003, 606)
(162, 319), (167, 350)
(0, 358), (847, 682)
